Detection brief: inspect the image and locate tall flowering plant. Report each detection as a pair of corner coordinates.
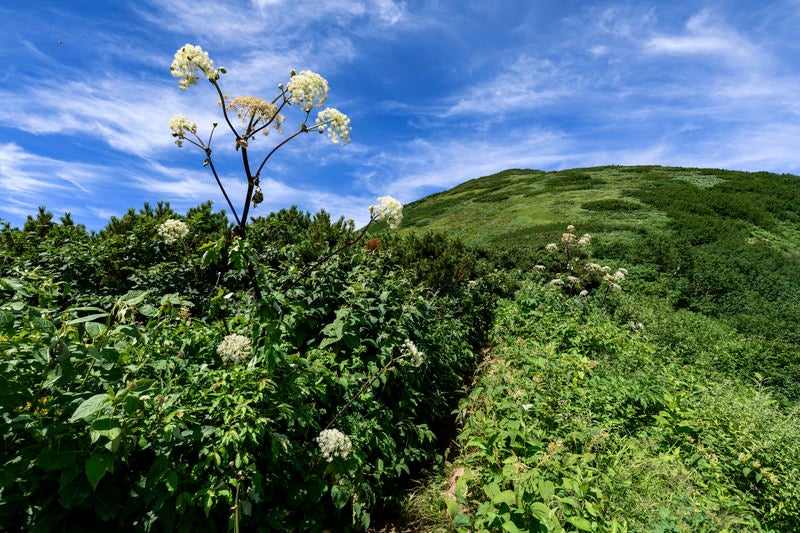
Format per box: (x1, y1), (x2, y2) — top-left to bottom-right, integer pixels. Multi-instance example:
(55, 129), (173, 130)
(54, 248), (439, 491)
(168, 44), (402, 294)
(169, 44), (356, 237)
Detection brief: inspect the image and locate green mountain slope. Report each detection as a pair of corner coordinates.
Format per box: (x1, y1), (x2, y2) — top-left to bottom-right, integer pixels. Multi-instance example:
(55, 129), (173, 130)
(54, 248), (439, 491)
(396, 166), (800, 532)
(399, 165), (800, 399)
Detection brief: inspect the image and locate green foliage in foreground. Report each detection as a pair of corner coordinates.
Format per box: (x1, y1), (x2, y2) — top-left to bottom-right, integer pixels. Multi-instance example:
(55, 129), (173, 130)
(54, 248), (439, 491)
(410, 281), (800, 532)
(0, 205), (501, 531)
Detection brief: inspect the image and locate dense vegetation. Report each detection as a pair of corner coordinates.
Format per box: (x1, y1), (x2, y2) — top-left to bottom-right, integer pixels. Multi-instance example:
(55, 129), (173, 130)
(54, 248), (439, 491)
(3, 165), (800, 531)
(0, 203), (501, 530)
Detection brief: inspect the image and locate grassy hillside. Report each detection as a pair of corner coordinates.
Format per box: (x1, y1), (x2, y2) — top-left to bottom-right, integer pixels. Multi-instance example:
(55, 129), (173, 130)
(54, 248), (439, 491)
(399, 166), (800, 401)
(393, 166), (800, 532)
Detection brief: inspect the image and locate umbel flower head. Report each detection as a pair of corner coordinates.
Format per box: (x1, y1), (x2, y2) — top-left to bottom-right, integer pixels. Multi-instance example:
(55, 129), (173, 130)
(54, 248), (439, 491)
(316, 428), (353, 462)
(316, 107), (351, 145)
(401, 339), (424, 367)
(171, 44), (221, 90)
(370, 196), (403, 229)
(226, 95), (284, 135)
(286, 70), (329, 111)
(217, 333), (251, 365)
(157, 219), (189, 244)
(169, 114), (197, 147)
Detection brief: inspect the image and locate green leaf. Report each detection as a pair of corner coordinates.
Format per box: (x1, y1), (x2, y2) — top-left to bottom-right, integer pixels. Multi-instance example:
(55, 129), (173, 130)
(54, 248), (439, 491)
(138, 303), (157, 317)
(165, 470), (179, 493)
(566, 516), (593, 531)
(36, 447), (78, 471)
(453, 513), (471, 527)
(539, 480), (555, 501)
(85, 454), (113, 490)
(91, 417), (122, 440)
(502, 521), (523, 533)
(70, 393), (110, 422)
(529, 502), (550, 521)
(491, 490), (516, 507)
(330, 484), (350, 509)
(66, 312), (109, 325)
(85, 321), (106, 339)
(0, 309), (15, 336)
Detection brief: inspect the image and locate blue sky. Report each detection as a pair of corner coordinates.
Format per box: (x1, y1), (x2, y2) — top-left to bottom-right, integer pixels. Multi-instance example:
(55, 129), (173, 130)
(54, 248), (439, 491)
(1, 1), (799, 230)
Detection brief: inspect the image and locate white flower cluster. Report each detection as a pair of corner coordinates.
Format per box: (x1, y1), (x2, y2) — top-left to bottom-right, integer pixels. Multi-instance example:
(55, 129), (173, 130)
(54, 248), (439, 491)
(217, 333), (252, 365)
(169, 114), (197, 147)
(401, 339), (424, 367)
(316, 107), (351, 145)
(226, 95), (284, 135)
(157, 219), (189, 244)
(287, 70), (329, 111)
(370, 196), (403, 229)
(316, 428), (352, 462)
(603, 267), (628, 290)
(171, 44), (219, 90)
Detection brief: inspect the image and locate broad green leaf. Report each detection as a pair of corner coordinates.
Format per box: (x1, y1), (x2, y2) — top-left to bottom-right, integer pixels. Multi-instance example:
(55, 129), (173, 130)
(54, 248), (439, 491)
(85, 321), (106, 339)
(330, 484), (350, 509)
(138, 303), (157, 317)
(491, 490), (516, 507)
(529, 502), (550, 521)
(502, 521), (523, 533)
(66, 313), (109, 325)
(165, 470), (179, 493)
(566, 516), (593, 531)
(70, 393), (110, 422)
(85, 454), (113, 490)
(91, 417), (122, 440)
(36, 447), (78, 471)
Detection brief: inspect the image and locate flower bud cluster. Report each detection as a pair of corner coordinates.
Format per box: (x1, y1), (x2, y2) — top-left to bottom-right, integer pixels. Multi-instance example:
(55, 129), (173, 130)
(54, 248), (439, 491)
(401, 339), (424, 367)
(171, 44), (220, 90)
(316, 428), (353, 462)
(157, 219), (189, 244)
(226, 96), (284, 135)
(370, 196), (403, 229)
(316, 107), (351, 145)
(169, 115), (197, 147)
(216, 333), (252, 365)
(287, 70), (329, 111)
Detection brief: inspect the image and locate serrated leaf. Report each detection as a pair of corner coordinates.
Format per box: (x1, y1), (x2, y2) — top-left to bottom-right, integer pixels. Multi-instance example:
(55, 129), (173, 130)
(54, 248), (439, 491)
(70, 393), (110, 422)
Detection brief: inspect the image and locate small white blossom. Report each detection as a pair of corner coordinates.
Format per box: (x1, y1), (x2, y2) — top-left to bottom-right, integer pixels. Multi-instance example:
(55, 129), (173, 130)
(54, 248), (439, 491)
(567, 276), (580, 285)
(217, 333), (251, 365)
(566, 225), (576, 232)
(545, 243), (558, 253)
(586, 262), (602, 272)
(316, 428), (353, 462)
(370, 196), (403, 229)
(401, 339), (424, 367)
(287, 70), (329, 111)
(579, 289), (589, 297)
(612, 268), (627, 282)
(169, 115), (197, 147)
(316, 107), (351, 145)
(157, 219), (189, 244)
(534, 264), (547, 272)
(562, 233), (575, 243)
(171, 44), (219, 90)
(577, 233), (591, 247)
(549, 278), (564, 286)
